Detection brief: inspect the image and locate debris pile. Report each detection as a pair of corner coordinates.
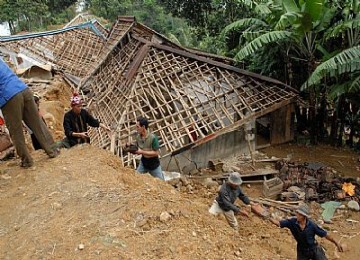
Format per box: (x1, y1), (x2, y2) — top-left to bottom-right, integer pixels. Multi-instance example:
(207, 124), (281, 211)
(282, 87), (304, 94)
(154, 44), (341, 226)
(275, 160), (360, 203)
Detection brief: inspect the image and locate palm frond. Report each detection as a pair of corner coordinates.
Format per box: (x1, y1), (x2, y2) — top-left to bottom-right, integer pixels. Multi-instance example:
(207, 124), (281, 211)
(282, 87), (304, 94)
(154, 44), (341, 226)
(222, 18), (268, 38)
(328, 82), (349, 99)
(275, 12), (302, 30)
(234, 31), (293, 60)
(349, 75), (360, 92)
(324, 19), (360, 40)
(243, 30), (266, 42)
(303, 46), (360, 89)
(304, 0), (324, 22)
(255, 4), (272, 15)
(167, 33), (181, 46)
(281, 0), (299, 13)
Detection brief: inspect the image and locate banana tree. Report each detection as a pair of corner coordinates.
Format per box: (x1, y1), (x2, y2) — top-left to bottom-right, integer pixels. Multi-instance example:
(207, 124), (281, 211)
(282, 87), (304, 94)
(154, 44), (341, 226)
(222, 0), (336, 143)
(302, 0), (360, 145)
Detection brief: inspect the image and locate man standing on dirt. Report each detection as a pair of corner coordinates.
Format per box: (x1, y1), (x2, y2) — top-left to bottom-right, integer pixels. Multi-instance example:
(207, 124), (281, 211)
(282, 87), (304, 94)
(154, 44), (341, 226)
(0, 58), (58, 168)
(132, 116), (164, 180)
(269, 204), (343, 260)
(209, 172), (253, 230)
(61, 93), (110, 148)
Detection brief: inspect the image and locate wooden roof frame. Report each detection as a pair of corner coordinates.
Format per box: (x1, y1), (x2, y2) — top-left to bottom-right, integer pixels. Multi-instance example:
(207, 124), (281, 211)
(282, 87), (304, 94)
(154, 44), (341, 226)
(80, 17), (298, 165)
(0, 16), (298, 166)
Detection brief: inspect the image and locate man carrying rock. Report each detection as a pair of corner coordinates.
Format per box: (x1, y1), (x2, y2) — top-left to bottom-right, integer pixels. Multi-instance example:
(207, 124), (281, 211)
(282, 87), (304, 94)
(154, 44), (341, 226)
(209, 172), (254, 230)
(132, 116), (164, 180)
(269, 204), (343, 260)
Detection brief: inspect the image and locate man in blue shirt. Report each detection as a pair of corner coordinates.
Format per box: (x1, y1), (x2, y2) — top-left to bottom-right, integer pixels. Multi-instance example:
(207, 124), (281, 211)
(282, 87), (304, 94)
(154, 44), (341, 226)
(0, 59), (58, 168)
(269, 204), (343, 259)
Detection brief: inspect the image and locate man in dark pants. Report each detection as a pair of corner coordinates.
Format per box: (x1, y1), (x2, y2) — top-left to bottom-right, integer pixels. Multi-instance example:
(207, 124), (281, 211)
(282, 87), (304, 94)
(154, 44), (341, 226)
(0, 59), (58, 168)
(62, 93), (110, 148)
(30, 94), (46, 150)
(269, 204), (343, 259)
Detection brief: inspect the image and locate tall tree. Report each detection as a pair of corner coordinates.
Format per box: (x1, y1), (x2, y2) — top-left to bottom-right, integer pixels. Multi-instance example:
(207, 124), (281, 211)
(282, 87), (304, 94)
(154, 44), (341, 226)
(0, 0), (48, 33)
(222, 0), (360, 144)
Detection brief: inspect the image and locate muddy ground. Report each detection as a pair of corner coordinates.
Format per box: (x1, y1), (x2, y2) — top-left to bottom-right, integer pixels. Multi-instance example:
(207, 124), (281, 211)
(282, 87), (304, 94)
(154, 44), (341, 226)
(0, 76), (360, 259)
(0, 144), (359, 260)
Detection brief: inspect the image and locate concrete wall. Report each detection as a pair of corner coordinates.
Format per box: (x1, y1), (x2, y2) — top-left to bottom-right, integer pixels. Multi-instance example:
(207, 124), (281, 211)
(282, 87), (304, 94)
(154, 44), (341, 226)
(161, 127), (255, 173)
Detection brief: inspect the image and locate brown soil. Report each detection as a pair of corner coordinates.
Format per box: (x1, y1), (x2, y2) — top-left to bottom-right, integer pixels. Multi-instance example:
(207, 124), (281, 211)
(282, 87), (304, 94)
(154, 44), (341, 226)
(0, 144), (359, 259)
(1, 76), (359, 259)
(262, 143), (360, 178)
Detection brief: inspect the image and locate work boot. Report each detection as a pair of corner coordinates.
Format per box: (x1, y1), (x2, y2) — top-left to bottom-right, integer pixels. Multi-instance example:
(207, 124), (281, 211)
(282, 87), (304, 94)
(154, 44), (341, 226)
(47, 148), (60, 158)
(20, 159), (34, 168)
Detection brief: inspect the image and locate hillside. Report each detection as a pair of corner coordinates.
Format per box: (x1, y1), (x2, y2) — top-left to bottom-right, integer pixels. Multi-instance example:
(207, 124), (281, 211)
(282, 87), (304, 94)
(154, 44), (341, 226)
(0, 145), (359, 259)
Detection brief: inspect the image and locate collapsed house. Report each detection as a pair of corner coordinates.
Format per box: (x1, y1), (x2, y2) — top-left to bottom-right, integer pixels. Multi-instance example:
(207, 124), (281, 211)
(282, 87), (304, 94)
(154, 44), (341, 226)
(0, 16), (299, 172)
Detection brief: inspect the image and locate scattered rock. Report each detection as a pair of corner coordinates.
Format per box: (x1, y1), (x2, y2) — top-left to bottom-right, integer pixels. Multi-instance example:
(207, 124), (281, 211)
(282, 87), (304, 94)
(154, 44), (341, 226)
(203, 178), (218, 188)
(180, 176), (189, 186)
(159, 211), (171, 222)
(52, 202), (62, 210)
(78, 243), (85, 250)
(347, 200), (359, 211)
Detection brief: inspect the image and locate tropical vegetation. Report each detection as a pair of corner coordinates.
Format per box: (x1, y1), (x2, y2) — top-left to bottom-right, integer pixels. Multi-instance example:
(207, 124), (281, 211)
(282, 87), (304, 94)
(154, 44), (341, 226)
(0, 0), (359, 148)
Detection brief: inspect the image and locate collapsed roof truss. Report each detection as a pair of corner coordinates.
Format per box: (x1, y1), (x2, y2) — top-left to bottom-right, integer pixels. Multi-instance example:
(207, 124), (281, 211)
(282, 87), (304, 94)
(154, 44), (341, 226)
(0, 16), (298, 166)
(83, 25), (297, 165)
(0, 22), (106, 78)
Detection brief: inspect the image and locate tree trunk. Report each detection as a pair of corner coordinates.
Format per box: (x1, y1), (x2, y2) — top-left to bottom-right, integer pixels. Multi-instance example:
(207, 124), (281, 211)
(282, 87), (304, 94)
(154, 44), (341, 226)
(309, 87), (318, 144)
(337, 96), (346, 147)
(317, 94), (327, 142)
(8, 20), (16, 35)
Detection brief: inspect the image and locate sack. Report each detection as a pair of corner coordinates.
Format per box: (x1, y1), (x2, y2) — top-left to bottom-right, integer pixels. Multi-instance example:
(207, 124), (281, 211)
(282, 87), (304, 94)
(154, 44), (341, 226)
(0, 132), (12, 152)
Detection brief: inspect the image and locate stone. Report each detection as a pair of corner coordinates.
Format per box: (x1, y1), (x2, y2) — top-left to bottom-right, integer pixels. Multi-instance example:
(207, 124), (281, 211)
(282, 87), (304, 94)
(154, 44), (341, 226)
(160, 211), (171, 222)
(203, 178), (218, 188)
(347, 200), (360, 211)
(78, 244), (85, 250)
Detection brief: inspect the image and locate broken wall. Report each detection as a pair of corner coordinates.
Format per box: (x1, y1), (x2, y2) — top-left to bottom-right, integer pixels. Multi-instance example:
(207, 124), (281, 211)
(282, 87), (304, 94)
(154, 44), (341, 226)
(161, 128), (252, 173)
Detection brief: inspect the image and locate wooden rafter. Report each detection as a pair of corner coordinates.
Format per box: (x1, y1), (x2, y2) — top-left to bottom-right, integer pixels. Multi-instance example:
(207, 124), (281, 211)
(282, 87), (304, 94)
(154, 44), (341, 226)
(0, 16), (298, 166)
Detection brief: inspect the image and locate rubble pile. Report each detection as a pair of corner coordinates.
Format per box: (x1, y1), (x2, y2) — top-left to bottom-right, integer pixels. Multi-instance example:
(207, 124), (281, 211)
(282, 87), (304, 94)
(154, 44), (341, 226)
(275, 160), (360, 203)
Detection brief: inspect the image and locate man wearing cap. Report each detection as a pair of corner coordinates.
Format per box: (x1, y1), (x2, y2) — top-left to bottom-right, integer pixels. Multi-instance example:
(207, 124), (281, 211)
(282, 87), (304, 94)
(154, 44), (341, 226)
(269, 204), (343, 259)
(209, 172), (253, 230)
(0, 58), (58, 168)
(61, 93), (110, 148)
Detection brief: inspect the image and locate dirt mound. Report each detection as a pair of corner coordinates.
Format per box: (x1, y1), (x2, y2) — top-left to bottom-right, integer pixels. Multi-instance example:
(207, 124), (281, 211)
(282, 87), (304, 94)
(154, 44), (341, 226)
(0, 145), (359, 259)
(28, 75), (73, 141)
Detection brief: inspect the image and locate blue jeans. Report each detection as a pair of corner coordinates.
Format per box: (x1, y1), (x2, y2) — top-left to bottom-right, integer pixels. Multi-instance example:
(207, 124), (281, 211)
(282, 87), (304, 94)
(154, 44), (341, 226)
(137, 161), (164, 180)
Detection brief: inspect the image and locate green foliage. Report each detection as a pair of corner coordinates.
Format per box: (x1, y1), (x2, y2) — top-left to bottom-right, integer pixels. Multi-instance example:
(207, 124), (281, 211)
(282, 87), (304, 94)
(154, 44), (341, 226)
(0, 0), (80, 34)
(303, 46), (360, 89)
(46, 0), (78, 14)
(158, 0), (212, 27)
(235, 30), (293, 60)
(0, 0), (49, 33)
(222, 18), (268, 35)
(350, 76), (360, 92)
